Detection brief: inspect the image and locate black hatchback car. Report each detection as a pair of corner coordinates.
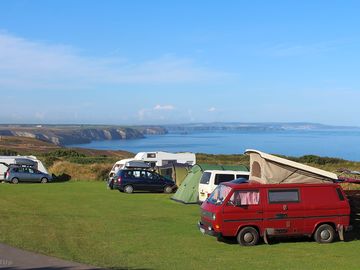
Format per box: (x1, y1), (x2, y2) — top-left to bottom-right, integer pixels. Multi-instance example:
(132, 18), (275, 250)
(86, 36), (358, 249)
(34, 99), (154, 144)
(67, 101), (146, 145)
(113, 169), (176, 194)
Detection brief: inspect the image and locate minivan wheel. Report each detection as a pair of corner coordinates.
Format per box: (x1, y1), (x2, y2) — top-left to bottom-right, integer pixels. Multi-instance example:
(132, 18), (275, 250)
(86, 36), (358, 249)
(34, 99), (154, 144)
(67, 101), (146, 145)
(40, 177), (48, 183)
(314, 224), (335, 244)
(124, 185), (134, 194)
(164, 186), (173, 194)
(11, 178), (19, 184)
(237, 227), (259, 246)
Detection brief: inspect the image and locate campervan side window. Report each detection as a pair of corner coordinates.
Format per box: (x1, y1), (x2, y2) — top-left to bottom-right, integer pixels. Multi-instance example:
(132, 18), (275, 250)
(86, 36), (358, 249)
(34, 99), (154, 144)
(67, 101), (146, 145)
(229, 190), (260, 206)
(147, 153), (156, 158)
(214, 174), (235, 185)
(268, 189), (299, 203)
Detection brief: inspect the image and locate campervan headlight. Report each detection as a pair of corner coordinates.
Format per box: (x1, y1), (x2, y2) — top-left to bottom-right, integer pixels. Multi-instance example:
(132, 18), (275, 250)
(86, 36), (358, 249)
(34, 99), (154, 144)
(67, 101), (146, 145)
(212, 213), (216, 220)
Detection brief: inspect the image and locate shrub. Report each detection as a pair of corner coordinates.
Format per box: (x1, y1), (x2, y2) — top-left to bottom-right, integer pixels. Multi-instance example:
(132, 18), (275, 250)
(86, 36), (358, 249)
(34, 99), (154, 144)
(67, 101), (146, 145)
(45, 149), (86, 158)
(0, 149), (18, 156)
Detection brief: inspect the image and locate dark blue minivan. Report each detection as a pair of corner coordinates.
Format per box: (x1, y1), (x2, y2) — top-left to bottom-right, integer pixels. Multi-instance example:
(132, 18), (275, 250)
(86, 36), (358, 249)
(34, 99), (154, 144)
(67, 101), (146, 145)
(113, 169), (177, 194)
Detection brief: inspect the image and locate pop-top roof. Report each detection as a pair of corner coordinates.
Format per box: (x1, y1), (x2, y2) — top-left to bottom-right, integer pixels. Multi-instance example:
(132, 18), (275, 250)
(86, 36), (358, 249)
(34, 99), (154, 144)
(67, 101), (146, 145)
(245, 149), (338, 184)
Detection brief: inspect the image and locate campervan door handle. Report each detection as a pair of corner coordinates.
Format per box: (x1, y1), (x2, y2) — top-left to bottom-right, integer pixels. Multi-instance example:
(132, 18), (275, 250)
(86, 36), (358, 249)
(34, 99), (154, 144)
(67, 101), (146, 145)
(257, 211), (263, 214)
(275, 213), (288, 219)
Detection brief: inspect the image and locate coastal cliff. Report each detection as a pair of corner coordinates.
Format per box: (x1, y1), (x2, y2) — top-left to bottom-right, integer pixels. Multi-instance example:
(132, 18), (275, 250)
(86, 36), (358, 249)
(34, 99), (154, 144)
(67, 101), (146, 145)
(0, 125), (167, 146)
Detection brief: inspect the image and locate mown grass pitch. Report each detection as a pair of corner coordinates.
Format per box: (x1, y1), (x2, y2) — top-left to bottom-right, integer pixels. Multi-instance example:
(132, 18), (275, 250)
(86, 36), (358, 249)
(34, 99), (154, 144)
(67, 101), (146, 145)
(0, 182), (360, 269)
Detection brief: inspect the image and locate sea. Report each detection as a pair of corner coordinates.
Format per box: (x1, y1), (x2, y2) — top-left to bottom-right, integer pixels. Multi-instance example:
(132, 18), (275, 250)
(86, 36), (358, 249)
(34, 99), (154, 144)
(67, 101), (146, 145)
(69, 129), (360, 161)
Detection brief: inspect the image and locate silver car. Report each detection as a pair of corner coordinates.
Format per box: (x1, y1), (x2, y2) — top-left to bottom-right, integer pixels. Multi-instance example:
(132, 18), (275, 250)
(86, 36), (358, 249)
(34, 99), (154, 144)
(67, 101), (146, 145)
(5, 166), (52, 184)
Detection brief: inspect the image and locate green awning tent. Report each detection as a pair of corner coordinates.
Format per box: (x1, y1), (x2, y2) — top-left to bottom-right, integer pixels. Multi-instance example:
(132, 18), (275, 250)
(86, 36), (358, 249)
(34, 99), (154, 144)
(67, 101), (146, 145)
(155, 163), (191, 186)
(171, 163), (249, 204)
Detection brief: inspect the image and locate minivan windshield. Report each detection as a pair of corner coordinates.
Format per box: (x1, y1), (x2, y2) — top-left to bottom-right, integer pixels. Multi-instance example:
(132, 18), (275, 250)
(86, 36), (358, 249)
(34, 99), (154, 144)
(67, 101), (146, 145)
(207, 185), (232, 205)
(200, 172), (211, 184)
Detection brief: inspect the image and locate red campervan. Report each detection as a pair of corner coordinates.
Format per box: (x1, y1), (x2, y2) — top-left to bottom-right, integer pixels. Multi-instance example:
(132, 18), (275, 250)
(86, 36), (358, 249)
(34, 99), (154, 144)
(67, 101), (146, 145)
(199, 182), (351, 245)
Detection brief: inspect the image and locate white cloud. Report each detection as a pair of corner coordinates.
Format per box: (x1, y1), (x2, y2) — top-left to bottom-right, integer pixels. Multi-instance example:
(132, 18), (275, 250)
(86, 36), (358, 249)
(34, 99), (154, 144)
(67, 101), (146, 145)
(0, 32), (232, 90)
(208, 107), (216, 112)
(265, 41), (339, 57)
(153, 104), (175, 110)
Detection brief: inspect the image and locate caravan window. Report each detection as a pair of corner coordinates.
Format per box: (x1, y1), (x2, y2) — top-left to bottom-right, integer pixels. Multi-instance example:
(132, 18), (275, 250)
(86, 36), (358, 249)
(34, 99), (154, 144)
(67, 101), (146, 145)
(214, 174), (235, 185)
(147, 153), (156, 158)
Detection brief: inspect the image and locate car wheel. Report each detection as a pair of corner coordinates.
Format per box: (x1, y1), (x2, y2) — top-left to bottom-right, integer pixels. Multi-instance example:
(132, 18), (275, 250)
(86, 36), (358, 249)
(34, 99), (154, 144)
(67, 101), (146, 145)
(164, 186), (173, 194)
(237, 227), (259, 246)
(124, 185), (134, 194)
(11, 178), (19, 184)
(40, 177), (48, 184)
(314, 224), (335, 243)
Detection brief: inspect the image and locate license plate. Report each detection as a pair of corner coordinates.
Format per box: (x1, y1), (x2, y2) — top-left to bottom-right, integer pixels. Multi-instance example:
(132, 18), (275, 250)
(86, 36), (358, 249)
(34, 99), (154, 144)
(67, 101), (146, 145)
(199, 227), (205, 234)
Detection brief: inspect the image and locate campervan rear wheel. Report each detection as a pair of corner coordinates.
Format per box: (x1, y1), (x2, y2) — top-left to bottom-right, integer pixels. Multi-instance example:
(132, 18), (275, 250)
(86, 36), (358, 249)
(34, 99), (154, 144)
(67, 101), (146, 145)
(124, 185), (134, 194)
(237, 227), (259, 246)
(314, 224), (335, 243)
(11, 178), (19, 184)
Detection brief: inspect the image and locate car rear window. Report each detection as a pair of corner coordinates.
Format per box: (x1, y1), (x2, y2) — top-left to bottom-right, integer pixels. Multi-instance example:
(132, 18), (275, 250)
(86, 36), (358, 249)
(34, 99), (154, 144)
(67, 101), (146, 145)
(200, 172), (211, 184)
(214, 174), (235, 185)
(268, 189), (299, 203)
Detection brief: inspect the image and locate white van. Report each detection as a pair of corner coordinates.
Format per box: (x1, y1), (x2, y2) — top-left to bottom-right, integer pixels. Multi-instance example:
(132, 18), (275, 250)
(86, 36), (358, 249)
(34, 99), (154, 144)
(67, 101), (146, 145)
(0, 156), (48, 180)
(198, 170), (250, 202)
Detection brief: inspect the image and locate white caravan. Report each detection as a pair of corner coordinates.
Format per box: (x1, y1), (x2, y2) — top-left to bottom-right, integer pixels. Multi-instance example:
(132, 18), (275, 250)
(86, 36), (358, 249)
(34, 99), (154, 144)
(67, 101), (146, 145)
(198, 170), (250, 202)
(133, 151), (196, 167)
(0, 156), (48, 180)
(109, 151), (196, 178)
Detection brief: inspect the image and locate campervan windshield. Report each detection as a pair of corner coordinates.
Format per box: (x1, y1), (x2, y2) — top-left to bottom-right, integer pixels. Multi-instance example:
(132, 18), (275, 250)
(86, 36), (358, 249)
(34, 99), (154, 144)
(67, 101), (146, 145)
(207, 185), (232, 205)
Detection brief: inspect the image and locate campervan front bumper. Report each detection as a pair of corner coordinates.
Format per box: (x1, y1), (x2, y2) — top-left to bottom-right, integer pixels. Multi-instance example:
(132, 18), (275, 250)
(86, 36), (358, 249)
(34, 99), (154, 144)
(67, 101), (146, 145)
(198, 221), (220, 237)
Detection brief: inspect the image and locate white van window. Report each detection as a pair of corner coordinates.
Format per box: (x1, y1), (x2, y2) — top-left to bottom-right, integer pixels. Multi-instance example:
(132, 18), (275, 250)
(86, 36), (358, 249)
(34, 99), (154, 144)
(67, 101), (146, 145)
(230, 190), (259, 206)
(147, 153), (156, 158)
(200, 172), (212, 184)
(268, 189), (299, 203)
(215, 174), (235, 185)
(236, 174), (249, 180)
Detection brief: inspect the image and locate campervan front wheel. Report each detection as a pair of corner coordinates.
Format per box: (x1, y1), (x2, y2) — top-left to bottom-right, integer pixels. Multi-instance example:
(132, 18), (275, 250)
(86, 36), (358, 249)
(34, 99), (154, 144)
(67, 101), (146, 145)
(237, 227), (259, 246)
(314, 224), (335, 244)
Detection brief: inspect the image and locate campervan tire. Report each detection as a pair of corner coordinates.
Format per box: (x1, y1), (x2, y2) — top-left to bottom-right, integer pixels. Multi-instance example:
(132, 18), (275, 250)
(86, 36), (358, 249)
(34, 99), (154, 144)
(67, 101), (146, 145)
(124, 185), (134, 194)
(164, 186), (173, 194)
(11, 178), (19, 184)
(41, 177), (48, 183)
(237, 227), (259, 246)
(314, 224), (335, 244)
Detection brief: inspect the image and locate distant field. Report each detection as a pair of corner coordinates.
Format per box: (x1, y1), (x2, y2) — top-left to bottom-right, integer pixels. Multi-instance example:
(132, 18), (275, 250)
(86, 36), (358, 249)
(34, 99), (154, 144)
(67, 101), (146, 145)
(1, 182), (360, 269)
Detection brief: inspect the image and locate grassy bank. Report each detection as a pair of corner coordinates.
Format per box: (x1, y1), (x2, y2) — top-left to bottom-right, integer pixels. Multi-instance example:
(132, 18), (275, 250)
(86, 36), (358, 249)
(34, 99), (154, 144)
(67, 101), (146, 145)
(1, 182), (360, 269)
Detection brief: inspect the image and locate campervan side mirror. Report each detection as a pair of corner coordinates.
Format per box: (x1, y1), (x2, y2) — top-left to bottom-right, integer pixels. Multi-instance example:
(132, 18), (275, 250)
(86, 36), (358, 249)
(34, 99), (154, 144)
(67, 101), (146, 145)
(227, 200), (235, 207)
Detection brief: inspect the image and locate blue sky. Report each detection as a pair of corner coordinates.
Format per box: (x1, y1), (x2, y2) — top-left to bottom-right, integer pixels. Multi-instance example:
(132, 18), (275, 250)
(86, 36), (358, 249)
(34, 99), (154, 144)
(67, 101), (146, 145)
(0, 0), (359, 125)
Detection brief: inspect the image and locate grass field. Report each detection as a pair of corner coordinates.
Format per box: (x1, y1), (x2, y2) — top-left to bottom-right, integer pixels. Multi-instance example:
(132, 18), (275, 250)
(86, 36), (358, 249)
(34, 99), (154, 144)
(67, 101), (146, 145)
(1, 182), (360, 269)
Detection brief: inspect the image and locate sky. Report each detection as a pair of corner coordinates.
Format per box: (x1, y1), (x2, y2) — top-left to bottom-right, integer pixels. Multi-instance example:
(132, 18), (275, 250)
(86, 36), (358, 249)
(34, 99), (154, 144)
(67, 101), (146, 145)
(0, 0), (359, 126)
